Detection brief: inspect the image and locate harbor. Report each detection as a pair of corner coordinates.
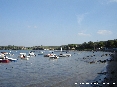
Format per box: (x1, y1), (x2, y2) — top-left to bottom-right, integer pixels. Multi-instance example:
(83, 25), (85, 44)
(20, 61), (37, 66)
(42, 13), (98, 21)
(0, 50), (116, 87)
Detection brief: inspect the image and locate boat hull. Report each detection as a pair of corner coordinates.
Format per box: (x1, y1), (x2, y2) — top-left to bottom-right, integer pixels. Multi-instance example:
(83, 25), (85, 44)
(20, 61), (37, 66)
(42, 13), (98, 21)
(0, 59), (10, 63)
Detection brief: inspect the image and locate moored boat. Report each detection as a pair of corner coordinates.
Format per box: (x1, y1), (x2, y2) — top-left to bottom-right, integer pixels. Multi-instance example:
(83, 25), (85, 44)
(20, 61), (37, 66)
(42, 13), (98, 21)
(59, 47), (71, 57)
(19, 53), (30, 60)
(7, 58), (17, 62)
(44, 54), (56, 57)
(28, 51), (36, 56)
(49, 55), (59, 59)
(0, 59), (10, 63)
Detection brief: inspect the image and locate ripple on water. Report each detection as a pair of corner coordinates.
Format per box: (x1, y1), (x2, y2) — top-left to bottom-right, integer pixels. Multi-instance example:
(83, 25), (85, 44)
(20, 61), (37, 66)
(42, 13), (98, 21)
(0, 50), (111, 87)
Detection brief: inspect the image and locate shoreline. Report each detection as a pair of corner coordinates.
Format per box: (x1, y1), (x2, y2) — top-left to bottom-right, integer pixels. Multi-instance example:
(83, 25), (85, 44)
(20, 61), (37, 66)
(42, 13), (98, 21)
(91, 52), (117, 87)
(102, 52), (117, 87)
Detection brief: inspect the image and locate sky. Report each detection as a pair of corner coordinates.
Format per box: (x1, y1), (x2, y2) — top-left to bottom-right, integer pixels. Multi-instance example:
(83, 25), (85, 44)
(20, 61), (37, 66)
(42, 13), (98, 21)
(0, 0), (117, 46)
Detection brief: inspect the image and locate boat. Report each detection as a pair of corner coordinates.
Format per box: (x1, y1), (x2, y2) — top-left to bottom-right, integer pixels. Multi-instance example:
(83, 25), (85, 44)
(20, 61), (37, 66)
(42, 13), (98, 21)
(49, 55), (59, 59)
(59, 54), (67, 57)
(0, 54), (5, 59)
(28, 51), (36, 56)
(44, 54), (56, 57)
(0, 59), (10, 63)
(58, 47), (71, 57)
(0, 55), (10, 63)
(1, 52), (9, 55)
(19, 53), (30, 60)
(7, 58), (17, 62)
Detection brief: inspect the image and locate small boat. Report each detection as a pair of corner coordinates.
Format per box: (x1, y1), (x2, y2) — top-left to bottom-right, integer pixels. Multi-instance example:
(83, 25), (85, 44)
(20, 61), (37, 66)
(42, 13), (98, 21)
(28, 51), (36, 56)
(58, 54), (71, 57)
(7, 58), (17, 62)
(1, 52), (9, 55)
(0, 59), (10, 63)
(19, 53), (30, 60)
(59, 54), (67, 57)
(59, 47), (71, 57)
(44, 54), (56, 57)
(49, 55), (59, 59)
(0, 54), (5, 59)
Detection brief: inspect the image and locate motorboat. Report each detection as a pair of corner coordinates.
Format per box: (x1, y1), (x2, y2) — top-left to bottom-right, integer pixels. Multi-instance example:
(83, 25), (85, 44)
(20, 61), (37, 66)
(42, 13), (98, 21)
(28, 51), (36, 56)
(59, 54), (67, 57)
(0, 59), (10, 63)
(49, 55), (59, 59)
(19, 53), (30, 60)
(0, 54), (5, 59)
(58, 47), (71, 57)
(1, 52), (9, 55)
(7, 58), (17, 62)
(44, 54), (56, 57)
(0, 55), (10, 63)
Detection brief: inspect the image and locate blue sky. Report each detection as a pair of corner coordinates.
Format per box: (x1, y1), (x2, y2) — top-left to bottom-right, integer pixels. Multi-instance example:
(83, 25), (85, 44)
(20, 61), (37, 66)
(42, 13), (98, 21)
(0, 0), (117, 46)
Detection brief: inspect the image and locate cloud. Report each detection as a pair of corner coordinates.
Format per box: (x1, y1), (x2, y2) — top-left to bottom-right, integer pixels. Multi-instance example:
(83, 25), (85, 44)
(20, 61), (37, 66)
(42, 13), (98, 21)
(28, 26), (31, 28)
(34, 26), (37, 28)
(77, 15), (84, 25)
(27, 25), (38, 28)
(78, 33), (91, 37)
(109, 0), (117, 2)
(97, 30), (112, 35)
(100, 0), (117, 5)
(76, 13), (88, 25)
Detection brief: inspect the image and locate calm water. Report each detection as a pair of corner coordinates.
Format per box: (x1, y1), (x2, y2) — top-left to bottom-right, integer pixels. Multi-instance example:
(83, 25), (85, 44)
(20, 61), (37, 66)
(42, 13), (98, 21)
(0, 50), (112, 87)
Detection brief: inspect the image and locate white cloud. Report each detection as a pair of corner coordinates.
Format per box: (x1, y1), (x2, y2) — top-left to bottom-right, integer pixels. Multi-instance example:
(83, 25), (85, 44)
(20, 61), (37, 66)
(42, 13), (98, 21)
(27, 26), (38, 28)
(100, 0), (117, 5)
(78, 33), (91, 37)
(97, 30), (112, 35)
(28, 26), (31, 28)
(109, 0), (117, 2)
(77, 15), (84, 25)
(34, 26), (37, 28)
(76, 13), (88, 25)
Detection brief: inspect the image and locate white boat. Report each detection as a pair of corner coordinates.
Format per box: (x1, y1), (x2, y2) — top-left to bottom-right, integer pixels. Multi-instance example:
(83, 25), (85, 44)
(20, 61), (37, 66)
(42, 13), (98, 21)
(29, 51), (36, 56)
(0, 54), (5, 58)
(19, 53), (30, 59)
(49, 55), (59, 59)
(59, 47), (71, 57)
(44, 54), (56, 57)
(7, 58), (17, 62)
(59, 54), (67, 57)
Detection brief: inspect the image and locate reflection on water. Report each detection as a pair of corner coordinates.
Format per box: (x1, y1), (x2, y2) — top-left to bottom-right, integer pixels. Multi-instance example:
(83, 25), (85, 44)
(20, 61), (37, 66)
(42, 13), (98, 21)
(0, 50), (112, 87)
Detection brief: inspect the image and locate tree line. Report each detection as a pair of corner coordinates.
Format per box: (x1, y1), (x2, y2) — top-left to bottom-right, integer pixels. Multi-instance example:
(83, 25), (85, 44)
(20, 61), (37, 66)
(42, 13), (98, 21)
(0, 39), (117, 51)
(58, 39), (117, 51)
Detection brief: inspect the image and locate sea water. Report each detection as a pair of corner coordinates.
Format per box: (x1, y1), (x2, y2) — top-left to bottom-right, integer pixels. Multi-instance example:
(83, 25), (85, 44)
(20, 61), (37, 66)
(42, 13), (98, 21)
(0, 50), (112, 87)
